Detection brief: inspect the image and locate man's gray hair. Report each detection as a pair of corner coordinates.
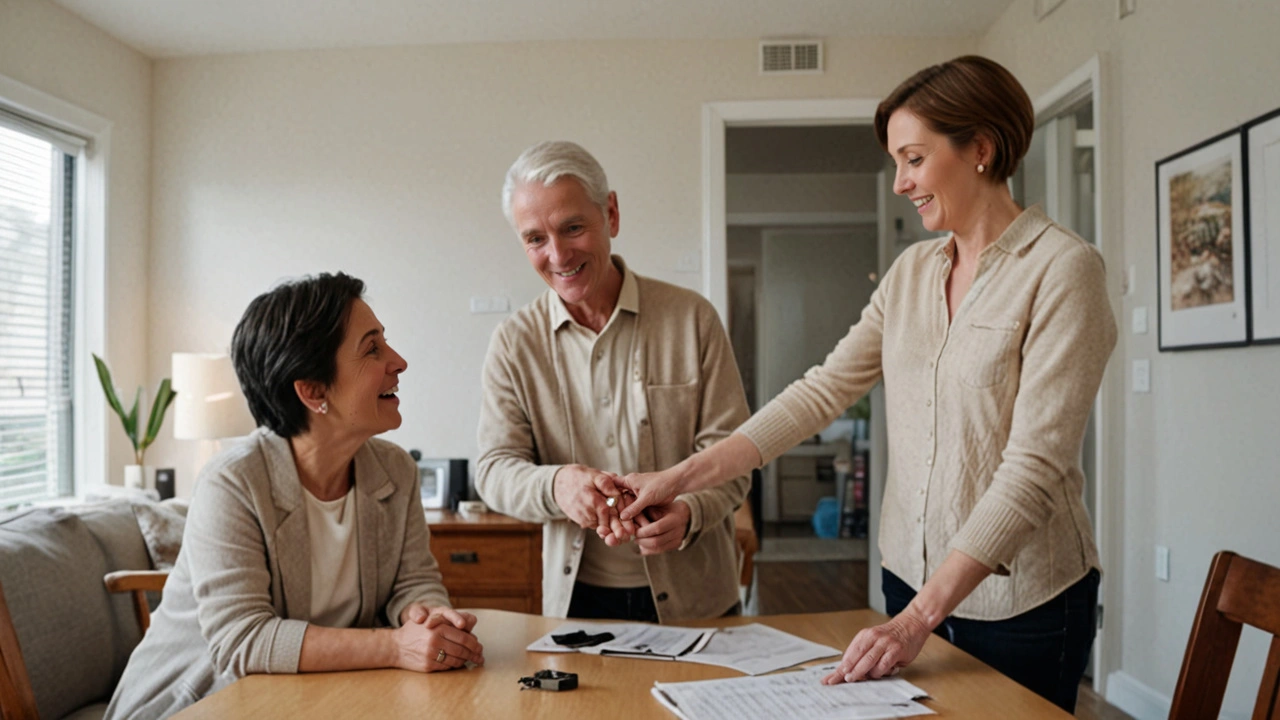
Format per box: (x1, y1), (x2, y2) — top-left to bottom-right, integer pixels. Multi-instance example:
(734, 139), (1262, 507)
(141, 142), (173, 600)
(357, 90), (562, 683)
(502, 141), (611, 226)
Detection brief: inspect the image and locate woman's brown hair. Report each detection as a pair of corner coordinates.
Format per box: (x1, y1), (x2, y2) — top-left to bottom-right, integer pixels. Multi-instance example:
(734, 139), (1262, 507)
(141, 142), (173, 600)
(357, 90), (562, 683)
(874, 55), (1034, 183)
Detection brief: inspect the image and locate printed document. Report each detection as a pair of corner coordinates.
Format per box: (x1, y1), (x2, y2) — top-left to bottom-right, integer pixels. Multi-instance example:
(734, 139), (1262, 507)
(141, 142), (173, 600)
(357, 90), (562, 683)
(651, 663), (935, 720)
(528, 622), (840, 675)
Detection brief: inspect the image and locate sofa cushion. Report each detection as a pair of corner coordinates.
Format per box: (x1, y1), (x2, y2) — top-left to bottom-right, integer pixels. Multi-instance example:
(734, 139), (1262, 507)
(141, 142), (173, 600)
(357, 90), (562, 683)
(129, 498), (188, 571)
(0, 505), (147, 720)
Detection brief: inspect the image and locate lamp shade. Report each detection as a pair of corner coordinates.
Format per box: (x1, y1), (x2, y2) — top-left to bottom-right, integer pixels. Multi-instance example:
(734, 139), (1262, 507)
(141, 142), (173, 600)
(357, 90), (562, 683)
(172, 353), (257, 439)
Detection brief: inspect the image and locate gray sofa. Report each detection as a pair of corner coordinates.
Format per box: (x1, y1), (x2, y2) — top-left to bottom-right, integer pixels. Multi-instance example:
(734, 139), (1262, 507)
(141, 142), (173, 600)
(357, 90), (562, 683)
(0, 499), (184, 720)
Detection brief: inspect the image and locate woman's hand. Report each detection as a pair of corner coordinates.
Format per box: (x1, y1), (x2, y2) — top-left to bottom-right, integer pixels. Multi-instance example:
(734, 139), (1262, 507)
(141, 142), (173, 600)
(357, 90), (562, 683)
(820, 609), (932, 685)
(392, 606), (484, 672)
(613, 466), (685, 521)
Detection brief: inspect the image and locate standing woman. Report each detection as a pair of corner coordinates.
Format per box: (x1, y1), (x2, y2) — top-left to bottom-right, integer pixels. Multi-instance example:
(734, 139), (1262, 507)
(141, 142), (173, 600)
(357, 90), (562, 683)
(613, 56), (1116, 712)
(107, 273), (483, 720)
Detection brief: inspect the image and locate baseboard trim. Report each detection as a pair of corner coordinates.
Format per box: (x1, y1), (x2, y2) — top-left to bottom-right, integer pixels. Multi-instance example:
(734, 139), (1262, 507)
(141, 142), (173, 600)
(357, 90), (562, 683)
(1105, 671), (1169, 720)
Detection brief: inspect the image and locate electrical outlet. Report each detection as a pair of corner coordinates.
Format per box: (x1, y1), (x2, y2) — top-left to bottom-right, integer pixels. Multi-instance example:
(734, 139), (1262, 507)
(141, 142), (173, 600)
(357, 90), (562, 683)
(1132, 359), (1150, 393)
(1155, 545), (1170, 581)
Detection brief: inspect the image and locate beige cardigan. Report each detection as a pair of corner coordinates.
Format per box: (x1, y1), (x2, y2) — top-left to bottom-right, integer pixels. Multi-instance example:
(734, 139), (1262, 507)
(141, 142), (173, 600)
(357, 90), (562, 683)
(475, 257), (750, 623)
(738, 207), (1117, 620)
(106, 429), (450, 720)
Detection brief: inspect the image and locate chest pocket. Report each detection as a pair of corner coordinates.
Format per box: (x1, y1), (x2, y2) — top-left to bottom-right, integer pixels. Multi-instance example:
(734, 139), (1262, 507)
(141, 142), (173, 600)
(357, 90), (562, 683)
(644, 380), (700, 470)
(961, 319), (1021, 388)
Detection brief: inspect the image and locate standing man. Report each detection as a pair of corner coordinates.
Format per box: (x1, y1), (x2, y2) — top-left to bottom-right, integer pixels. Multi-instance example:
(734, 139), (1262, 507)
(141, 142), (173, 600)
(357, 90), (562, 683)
(475, 141), (749, 623)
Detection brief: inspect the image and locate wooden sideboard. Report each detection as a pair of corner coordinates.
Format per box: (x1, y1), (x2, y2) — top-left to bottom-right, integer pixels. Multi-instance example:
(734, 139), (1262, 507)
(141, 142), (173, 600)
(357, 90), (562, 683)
(424, 509), (542, 613)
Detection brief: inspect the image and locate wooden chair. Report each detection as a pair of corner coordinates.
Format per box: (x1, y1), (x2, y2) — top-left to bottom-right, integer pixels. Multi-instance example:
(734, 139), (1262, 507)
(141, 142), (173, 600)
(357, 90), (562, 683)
(0, 571), (168, 720)
(104, 570), (169, 633)
(1169, 551), (1280, 720)
(0, 581), (39, 720)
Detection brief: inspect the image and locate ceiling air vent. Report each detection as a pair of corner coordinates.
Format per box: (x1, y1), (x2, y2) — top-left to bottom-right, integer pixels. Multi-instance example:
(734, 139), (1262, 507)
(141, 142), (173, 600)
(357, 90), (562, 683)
(759, 39), (823, 75)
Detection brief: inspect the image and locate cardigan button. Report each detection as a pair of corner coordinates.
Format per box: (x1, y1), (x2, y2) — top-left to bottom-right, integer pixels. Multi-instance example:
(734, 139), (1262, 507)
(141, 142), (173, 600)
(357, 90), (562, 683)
(656, 592), (669, 602)
(563, 566), (572, 575)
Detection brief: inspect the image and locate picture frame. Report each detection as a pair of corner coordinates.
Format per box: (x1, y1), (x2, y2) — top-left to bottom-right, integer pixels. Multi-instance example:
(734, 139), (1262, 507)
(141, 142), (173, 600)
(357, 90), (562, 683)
(1245, 107), (1280, 344)
(416, 457), (451, 509)
(1156, 128), (1250, 351)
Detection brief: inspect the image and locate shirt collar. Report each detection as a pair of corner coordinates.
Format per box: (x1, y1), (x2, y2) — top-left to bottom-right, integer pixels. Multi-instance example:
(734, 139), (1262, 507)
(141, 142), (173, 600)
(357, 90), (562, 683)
(549, 254), (638, 331)
(932, 204), (1054, 260)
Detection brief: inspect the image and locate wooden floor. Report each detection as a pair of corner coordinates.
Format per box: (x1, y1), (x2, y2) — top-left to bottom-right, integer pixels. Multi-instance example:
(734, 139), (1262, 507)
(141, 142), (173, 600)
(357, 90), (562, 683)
(751, 525), (1132, 720)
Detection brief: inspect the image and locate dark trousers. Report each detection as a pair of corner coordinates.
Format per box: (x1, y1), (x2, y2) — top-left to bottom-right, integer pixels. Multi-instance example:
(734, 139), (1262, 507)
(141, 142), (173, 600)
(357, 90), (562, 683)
(567, 582), (660, 623)
(882, 567), (1099, 713)
(567, 582), (742, 623)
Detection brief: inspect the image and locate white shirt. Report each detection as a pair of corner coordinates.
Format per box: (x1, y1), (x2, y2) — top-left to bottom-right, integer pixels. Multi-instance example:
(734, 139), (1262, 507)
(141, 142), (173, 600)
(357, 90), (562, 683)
(303, 486), (360, 627)
(553, 268), (649, 588)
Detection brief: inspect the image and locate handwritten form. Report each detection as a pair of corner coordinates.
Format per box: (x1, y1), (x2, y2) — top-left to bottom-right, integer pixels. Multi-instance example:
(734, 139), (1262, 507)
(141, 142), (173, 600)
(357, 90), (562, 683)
(651, 664), (935, 720)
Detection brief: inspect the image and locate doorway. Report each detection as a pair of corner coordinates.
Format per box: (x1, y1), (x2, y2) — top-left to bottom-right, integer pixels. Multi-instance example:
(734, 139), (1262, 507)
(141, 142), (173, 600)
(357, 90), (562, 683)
(705, 101), (884, 614)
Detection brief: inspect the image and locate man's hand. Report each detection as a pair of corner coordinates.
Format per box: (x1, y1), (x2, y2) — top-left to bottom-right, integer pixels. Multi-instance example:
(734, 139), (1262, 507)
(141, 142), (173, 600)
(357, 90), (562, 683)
(554, 464), (635, 539)
(631, 500), (691, 555)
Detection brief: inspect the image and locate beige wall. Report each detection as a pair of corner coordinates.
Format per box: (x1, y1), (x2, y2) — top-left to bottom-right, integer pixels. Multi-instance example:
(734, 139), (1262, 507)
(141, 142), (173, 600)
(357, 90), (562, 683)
(0, 0), (152, 482)
(983, 2), (1280, 717)
(144, 36), (973, 497)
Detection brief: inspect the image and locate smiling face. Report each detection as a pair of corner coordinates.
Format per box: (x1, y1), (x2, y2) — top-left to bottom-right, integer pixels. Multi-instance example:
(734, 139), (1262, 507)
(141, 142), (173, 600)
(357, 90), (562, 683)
(320, 298), (407, 438)
(509, 176), (620, 308)
(887, 108), (989, 234)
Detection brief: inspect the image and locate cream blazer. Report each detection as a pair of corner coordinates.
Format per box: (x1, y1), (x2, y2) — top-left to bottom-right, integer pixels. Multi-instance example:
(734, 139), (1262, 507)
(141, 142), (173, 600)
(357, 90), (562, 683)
(106, 428), (450, 719)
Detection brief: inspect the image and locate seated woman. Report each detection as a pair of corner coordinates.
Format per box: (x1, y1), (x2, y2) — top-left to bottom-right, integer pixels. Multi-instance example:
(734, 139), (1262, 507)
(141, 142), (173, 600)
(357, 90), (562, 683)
(107, 272), (483, 720)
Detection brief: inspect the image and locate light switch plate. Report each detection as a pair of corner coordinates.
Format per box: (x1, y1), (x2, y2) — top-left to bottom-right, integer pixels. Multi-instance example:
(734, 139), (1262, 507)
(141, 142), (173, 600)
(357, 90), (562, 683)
(1132, 307), (1148, 334)
(1155, 545), (1170, 581)
(1132, 359), (1150, 393)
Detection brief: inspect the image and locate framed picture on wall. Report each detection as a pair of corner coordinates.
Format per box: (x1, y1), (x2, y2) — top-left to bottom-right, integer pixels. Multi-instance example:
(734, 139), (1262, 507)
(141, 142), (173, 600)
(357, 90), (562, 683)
(1246, 107), (1280, 344)
(1156, 128), (1250, 351)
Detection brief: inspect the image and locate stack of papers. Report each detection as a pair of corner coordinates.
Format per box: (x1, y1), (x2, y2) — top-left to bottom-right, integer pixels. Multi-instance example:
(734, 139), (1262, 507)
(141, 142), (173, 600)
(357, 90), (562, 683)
(527, 622), (840, 675)
(651, 663), (935, 720)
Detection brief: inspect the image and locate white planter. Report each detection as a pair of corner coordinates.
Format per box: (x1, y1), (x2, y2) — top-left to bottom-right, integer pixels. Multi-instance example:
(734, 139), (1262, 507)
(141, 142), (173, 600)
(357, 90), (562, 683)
(123, 465), (156, 490)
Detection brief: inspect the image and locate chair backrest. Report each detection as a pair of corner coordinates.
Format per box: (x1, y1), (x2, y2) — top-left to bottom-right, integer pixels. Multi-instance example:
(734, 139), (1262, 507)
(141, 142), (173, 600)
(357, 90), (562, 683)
(0, 581), (39, 720)
(1170, 550), (1280, 720)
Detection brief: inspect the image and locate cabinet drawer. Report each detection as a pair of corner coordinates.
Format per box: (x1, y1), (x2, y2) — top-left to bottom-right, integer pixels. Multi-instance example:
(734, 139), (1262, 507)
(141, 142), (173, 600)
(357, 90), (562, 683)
(777, 456), (816, 477)
(430, 531), (536, 589)
(450, 595), (536, 613)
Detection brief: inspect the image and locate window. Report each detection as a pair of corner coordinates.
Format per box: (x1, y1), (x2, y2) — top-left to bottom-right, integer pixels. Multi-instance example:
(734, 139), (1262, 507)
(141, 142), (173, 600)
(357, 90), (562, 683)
(0, 108), (84, 507)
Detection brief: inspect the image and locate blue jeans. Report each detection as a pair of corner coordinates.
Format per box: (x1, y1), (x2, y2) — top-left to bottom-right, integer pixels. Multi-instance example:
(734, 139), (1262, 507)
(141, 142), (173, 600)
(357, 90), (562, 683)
(882, 567), (1099, 713)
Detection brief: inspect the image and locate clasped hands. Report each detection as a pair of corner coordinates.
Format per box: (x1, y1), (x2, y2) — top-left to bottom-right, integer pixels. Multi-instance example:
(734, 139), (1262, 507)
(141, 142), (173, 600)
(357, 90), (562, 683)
(552, 464), (688, 555)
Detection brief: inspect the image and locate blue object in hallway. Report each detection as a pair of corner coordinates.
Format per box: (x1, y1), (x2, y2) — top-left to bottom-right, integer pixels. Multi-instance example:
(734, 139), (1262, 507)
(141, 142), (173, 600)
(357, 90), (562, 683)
(812, 496), (840, 538)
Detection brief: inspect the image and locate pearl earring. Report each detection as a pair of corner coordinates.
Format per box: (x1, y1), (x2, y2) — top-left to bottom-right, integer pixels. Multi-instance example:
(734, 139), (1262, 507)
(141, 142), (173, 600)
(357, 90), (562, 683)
(977, 163), (986, 174)
(319, 401), (328, 415)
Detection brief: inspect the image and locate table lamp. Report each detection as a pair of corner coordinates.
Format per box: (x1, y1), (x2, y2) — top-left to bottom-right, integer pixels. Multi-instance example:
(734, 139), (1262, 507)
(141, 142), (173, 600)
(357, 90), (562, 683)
(172, 353), (257, 493)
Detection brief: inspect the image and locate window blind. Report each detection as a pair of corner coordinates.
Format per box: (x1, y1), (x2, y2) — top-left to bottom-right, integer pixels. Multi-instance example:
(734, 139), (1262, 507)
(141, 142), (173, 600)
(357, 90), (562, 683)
(0, 118), (75, 507)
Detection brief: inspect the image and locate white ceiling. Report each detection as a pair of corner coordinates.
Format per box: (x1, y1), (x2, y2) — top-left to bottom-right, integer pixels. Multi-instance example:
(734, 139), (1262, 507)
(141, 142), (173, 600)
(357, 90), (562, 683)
(52, 0), (1016, 58)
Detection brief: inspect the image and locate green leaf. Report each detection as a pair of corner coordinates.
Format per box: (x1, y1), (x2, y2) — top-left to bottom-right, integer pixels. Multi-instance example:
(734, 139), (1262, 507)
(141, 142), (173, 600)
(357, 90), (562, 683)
(140, 379), (176, 451)
(125, 387), (140, 449)
(92, 354), (128, 422)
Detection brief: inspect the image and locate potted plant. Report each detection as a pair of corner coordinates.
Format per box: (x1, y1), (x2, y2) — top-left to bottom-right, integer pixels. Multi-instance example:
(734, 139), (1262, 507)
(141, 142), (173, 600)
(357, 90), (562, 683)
(92, 354), (177, 489)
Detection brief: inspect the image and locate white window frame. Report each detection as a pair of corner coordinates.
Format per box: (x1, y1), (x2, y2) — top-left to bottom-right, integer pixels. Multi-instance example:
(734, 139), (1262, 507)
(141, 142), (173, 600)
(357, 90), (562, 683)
(0, 72), (111, 500)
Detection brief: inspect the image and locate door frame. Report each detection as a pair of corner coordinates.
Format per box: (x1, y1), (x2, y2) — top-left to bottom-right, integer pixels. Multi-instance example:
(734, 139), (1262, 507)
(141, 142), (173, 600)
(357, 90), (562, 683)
(702, 99), (881, 321)
(1032, 55), (1119, 694)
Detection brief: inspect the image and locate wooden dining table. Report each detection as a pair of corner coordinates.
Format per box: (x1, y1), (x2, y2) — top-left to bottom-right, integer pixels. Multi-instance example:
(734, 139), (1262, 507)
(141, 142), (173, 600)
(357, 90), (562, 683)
(173, 608), (1072, 719)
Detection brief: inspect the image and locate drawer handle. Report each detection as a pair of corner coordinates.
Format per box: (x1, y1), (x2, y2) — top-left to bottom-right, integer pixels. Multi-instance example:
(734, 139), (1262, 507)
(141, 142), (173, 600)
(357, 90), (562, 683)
(449, 551), (479, 564)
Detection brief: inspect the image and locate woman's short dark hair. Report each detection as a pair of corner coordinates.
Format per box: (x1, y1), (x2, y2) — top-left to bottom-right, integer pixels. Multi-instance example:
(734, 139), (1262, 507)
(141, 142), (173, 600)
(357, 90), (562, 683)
(230, 272), (365, 438)
(874, 55), (1034, 184)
